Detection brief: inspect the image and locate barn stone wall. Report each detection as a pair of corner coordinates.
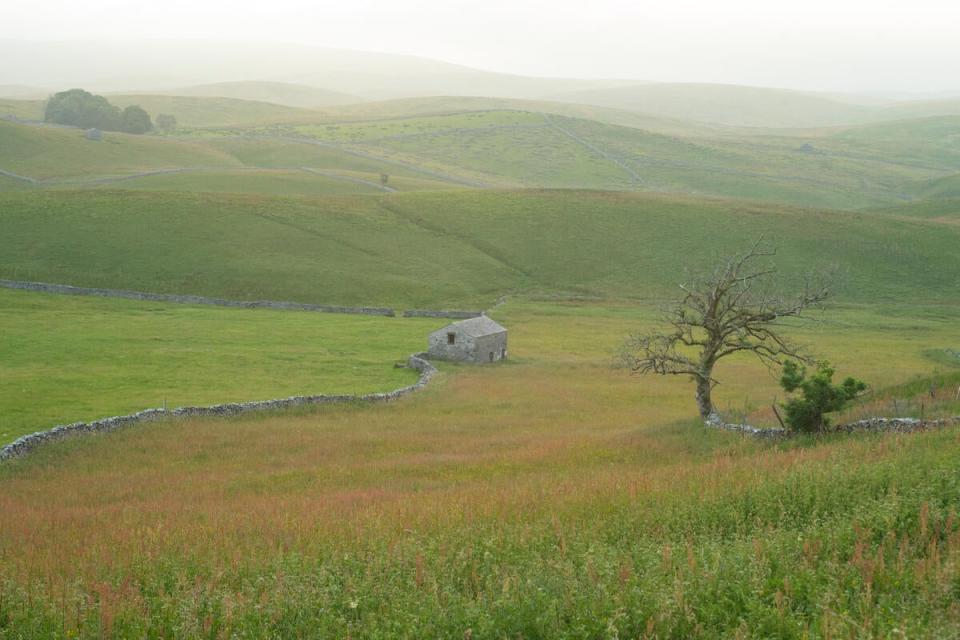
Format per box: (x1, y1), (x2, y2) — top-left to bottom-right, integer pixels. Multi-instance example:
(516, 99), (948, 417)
(0, 355), (436, 462)
(474, 332), (508, 363)
(427, 327), (476, 361)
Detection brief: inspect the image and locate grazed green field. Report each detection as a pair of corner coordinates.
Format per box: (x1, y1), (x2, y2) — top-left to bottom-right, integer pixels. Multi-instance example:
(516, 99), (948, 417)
(83, 168), (385, 196)
(0, 288), (435, 444)
(3, 189), (960, 308)
(0, 120), (239, 180)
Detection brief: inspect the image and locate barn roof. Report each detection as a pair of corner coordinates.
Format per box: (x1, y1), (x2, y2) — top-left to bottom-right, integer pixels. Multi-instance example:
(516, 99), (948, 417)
(436, 315), (506, 338)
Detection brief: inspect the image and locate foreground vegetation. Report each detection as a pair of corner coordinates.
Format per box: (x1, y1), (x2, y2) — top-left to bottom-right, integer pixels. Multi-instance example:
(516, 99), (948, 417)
(1, 300), (958, 637)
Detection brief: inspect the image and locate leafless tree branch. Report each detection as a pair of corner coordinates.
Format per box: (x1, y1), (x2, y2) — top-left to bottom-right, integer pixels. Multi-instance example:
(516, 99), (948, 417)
(618, 240), (832, 420)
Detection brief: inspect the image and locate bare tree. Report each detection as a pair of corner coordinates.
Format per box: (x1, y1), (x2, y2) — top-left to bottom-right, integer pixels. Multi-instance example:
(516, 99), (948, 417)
(619, 241), (831, 421)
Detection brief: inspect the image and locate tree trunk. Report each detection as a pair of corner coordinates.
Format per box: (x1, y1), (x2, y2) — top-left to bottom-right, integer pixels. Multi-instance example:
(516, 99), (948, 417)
(695, 375), (714, 420)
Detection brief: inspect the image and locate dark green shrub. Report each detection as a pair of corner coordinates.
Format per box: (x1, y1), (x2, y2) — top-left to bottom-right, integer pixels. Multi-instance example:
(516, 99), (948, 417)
(780, 360), (866, 432)
(120, 105), (153, 134)
(44, 88), (121, 130)
(44, 89), (154, 134)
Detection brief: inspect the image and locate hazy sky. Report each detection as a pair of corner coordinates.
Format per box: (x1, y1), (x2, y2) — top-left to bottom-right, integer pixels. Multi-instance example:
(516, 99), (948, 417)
(6, 0), (960, 92)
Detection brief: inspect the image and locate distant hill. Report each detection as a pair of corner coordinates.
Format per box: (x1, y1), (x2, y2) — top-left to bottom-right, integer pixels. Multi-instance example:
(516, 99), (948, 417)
(164, 81), (362, 108)
(547, 83), (879, 128)
(311, 95), (725, 136)
(880, 99), (960, 121)
(549, 83), (960, 128)
(107, 95), (316, 128)
(0, 39), (633, 100)
(0, 98), (43, 120)
(0, 120), (239, 180)
(3, 106), (955, 209)
(0, 85), (49, 100)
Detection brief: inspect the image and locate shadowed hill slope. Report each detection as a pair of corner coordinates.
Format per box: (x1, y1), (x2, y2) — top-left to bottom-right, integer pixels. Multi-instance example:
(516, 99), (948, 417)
(1, 189), (959, 307)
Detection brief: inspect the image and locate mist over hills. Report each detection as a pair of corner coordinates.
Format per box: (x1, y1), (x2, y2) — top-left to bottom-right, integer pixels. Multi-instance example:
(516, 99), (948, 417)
(549, 83), (960, 128)
(4, 39), (960, 131)
(0, 39), (633, 99)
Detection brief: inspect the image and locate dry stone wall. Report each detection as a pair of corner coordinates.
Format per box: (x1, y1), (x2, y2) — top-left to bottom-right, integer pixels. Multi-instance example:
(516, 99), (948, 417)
(402, 310), (484, 319)
(0, 355), (436, 462)
(705, 412), (960, 438)
(0, 280), (396, 317)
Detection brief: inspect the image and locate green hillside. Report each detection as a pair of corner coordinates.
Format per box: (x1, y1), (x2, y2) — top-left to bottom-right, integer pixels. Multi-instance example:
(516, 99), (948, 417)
(0, 120), (238, 180)
(547, 83), (878, 128)
(3, 105), (956, 208)
(82, 168), (387, 196)
(279, 110), (944, 208)
(311, 95), (725, 136)
(2, 189), (959, 307)
(0, 98), (43, 120)
(547, 83), (960, 128)
(827, 116), (960, 169)
(0, 120), (473, 192)
(870, 199), (960, 223)
(168, 81), (362, 108)
(109, 94), (317, 128)
(906, 174), (960, 199)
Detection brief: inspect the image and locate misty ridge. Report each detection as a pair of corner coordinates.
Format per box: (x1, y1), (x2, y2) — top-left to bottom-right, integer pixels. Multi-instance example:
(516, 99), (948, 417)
(4, 38), (960, 130)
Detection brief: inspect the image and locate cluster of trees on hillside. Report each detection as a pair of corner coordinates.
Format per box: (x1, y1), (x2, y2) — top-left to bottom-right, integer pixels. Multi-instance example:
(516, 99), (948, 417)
(44, 89), (175, 135)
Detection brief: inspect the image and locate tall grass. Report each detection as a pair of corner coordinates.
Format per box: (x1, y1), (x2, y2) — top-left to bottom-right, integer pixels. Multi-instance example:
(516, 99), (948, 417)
(1, 300), (958, 636)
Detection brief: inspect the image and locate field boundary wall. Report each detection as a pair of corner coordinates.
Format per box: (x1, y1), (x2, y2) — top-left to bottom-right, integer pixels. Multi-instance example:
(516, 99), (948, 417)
(0, 355), (436, 461)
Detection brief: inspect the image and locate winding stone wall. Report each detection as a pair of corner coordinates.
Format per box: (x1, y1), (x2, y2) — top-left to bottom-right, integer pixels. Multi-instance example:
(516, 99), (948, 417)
(402, 310), (484, 319)
(705, 412), (960, 438)
(0, 279), (396, 317)
(0, 355), (436, 462)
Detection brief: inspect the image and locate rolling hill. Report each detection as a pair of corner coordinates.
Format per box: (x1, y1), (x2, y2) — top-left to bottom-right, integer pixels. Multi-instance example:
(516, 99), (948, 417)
(0, 39), (634, 99)
(549, 83), (960, 129)
(547, 83), (880, 128)
(0, 119), (239, 180)
(3, 108), (956, 209)
(2, 189), (959, 308)
(162, 81), (362, 108)
(108, 94), (317, 128)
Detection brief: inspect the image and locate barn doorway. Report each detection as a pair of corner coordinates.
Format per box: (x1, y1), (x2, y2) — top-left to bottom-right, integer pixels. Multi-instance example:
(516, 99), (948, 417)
(489, 351), (494, 362)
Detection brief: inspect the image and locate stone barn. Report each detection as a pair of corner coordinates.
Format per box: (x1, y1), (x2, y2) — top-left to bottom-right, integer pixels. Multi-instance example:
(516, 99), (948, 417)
(427, 316), (507, 363)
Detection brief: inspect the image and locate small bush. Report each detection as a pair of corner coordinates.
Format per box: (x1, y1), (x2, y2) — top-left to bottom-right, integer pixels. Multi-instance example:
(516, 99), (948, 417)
(780, 360), (865, 432)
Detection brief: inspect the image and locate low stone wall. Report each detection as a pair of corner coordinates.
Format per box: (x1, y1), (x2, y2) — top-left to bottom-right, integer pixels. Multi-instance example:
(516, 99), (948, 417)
(402, 309), (484, 319)
(705, 413), (960, 439)
(0, 279), (396, 317)
(0, 355), (436, 462)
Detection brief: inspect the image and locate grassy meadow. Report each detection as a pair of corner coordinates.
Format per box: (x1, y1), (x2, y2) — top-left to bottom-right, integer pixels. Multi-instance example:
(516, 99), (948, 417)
(0, 288), (434, 444)
(1, 299), (959, 636)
